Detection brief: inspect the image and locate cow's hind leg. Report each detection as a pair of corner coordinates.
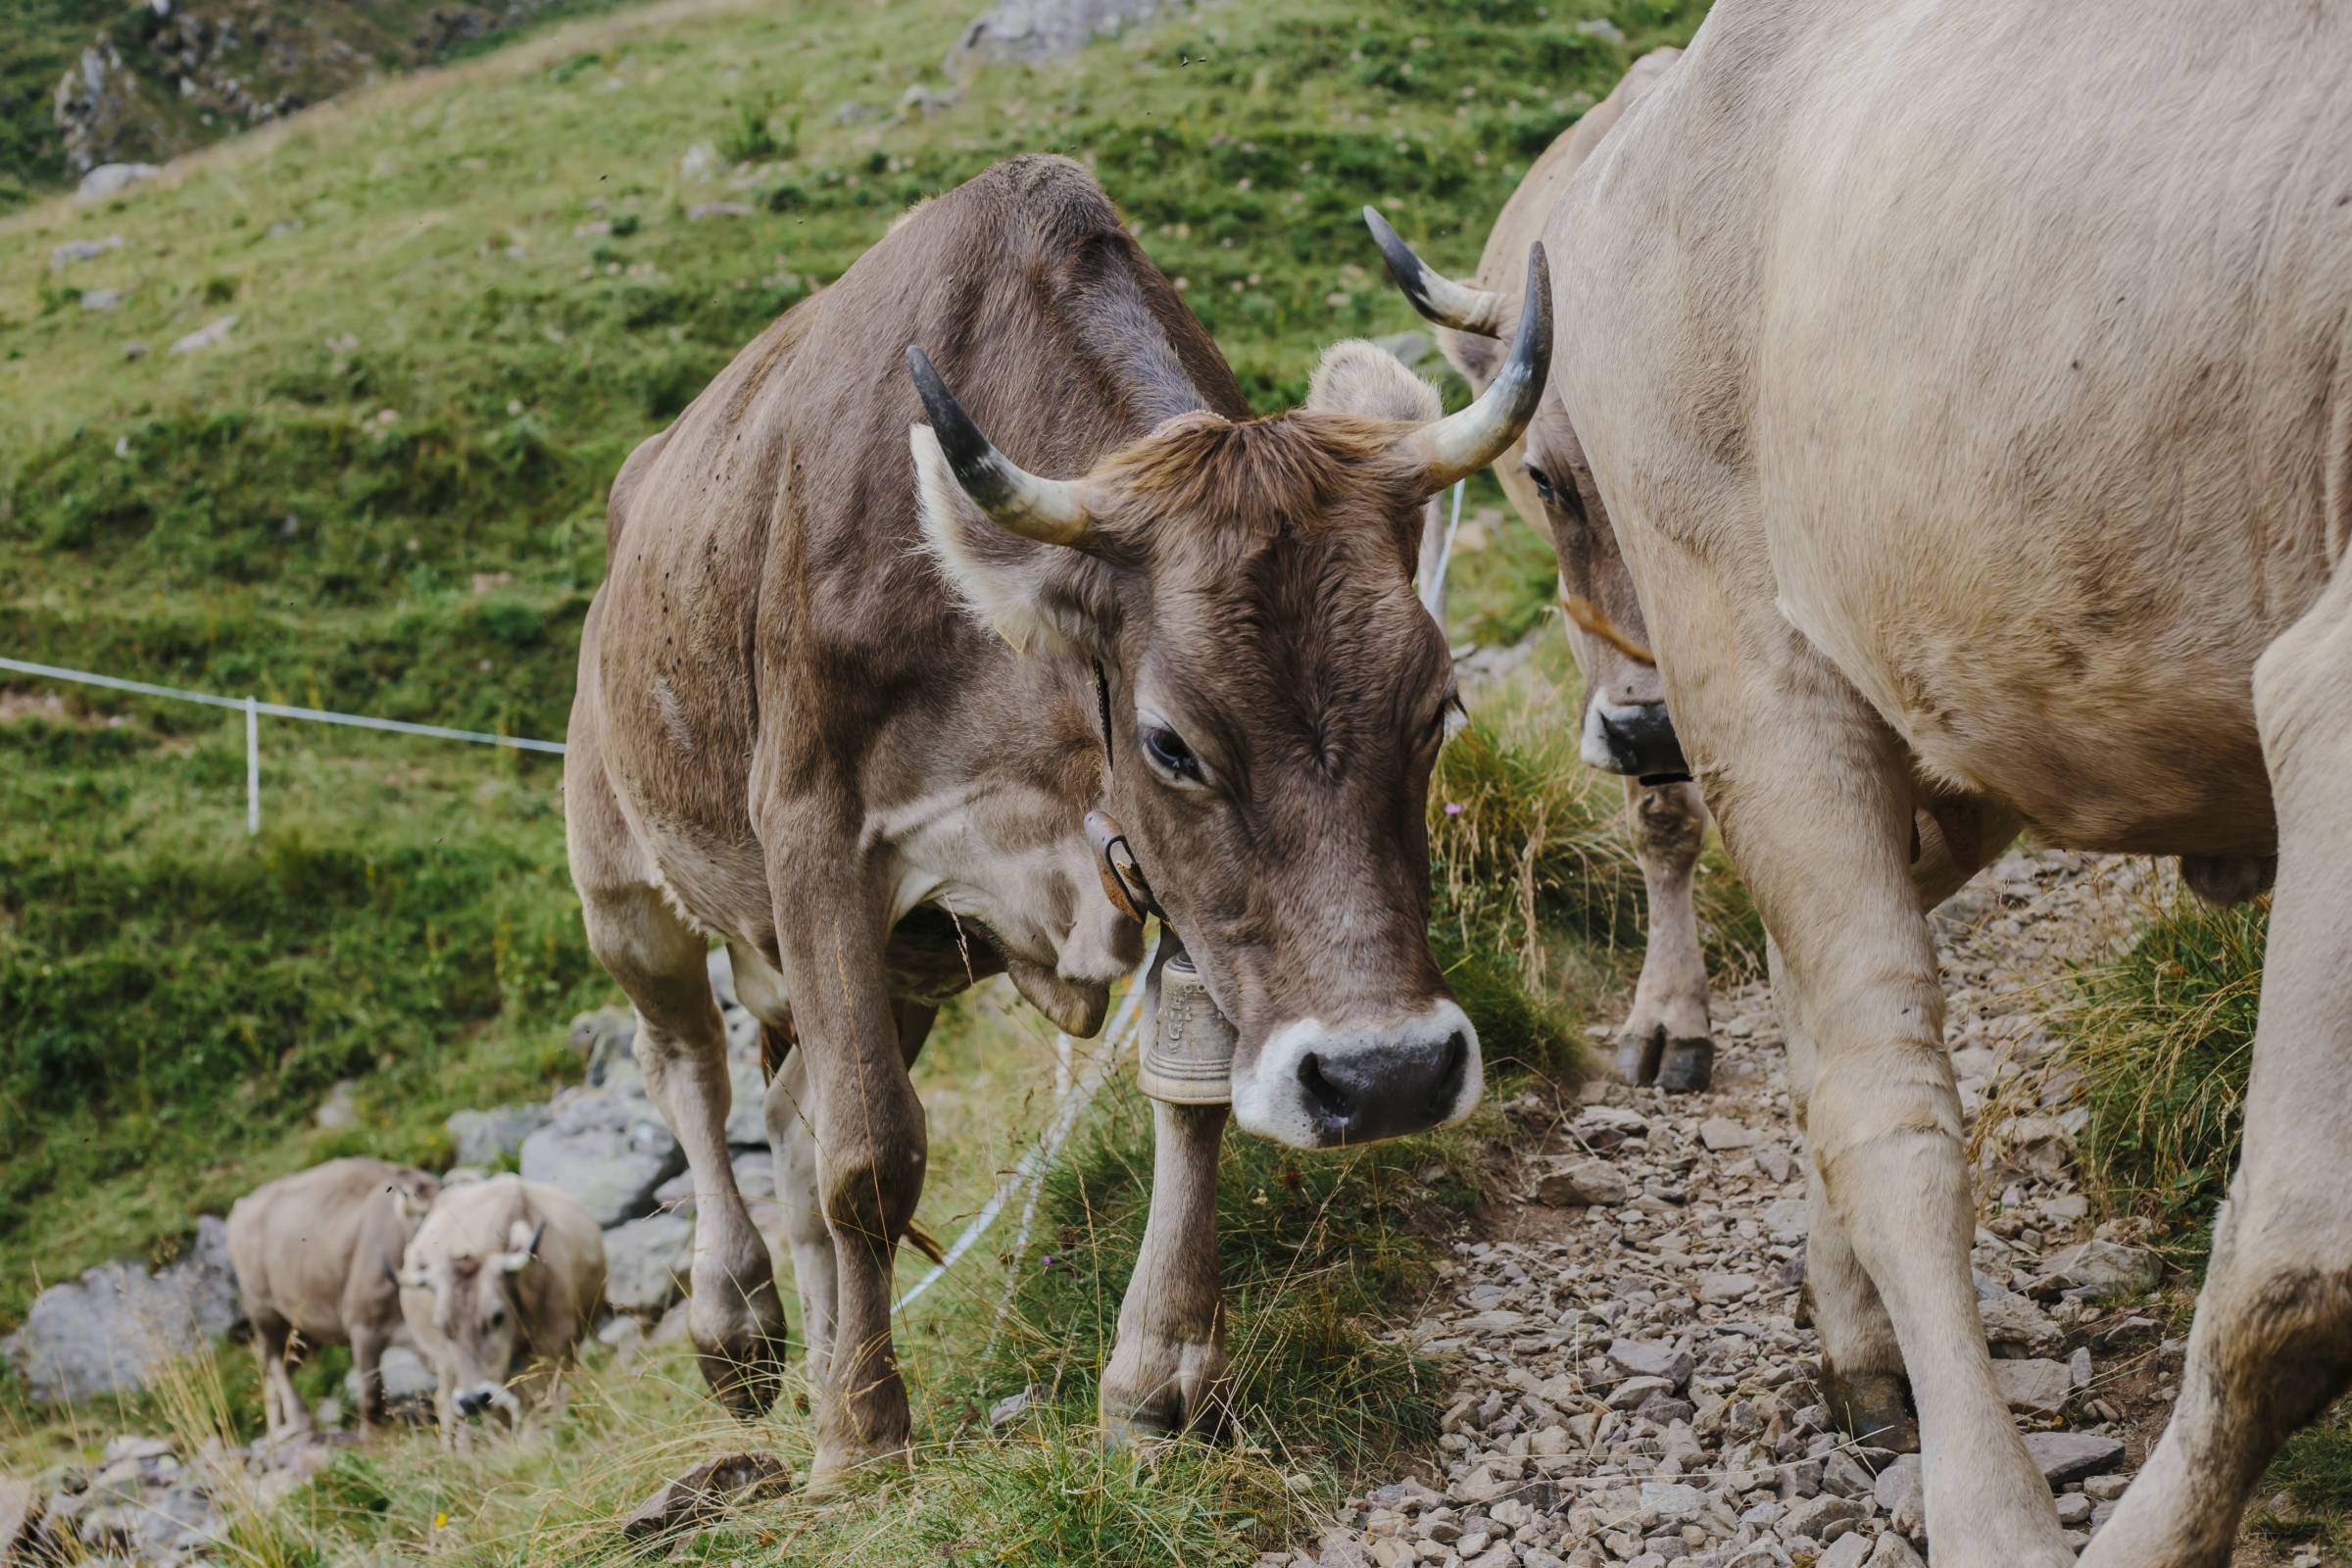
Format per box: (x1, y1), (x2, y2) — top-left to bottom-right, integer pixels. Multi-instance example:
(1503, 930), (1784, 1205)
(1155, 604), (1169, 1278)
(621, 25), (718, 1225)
(1696, 666), (2064, 1566)
(349, 1322), (388, 1435)
(1614, 777), (1715, 1091)
(254, 1313), (309, 1438)
(1773, 936), (1918, 1453)
(2082, 579), (2352, 1568)
(1100, 1101), (1230, 1445)
(570, 758), (784, 1415)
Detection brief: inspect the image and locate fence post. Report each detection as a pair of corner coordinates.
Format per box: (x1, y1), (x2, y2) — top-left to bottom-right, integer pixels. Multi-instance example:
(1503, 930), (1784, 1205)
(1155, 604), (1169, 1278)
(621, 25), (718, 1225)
(244, 695), (260, 836)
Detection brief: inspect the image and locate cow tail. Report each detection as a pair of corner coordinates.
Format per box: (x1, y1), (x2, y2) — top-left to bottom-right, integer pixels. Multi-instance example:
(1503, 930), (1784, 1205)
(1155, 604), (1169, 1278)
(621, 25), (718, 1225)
(903, 1220), (947, 1265)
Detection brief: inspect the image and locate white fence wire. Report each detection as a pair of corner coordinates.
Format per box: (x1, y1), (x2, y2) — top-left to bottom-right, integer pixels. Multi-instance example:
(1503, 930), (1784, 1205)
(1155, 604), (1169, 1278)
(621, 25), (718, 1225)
(0, 654), (565, 834)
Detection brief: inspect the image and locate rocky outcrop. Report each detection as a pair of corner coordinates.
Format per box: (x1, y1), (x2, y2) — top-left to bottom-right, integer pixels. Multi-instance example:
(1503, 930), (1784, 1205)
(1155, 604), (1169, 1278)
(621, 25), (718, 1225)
(47, 0), (585, 184)
(1, 1216), (238, 1404)
(944, 0), (1197, 74)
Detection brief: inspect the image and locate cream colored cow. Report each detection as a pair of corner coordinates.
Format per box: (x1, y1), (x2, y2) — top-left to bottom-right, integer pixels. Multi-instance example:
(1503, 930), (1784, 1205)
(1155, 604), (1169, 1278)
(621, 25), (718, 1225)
(1544, 3), (2352, 1565)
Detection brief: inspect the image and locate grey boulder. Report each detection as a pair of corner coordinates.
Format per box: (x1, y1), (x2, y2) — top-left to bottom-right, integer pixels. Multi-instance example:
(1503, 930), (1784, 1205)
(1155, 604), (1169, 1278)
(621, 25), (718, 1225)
(2039, 1239), (2163, 1298)
(3, 1216), (238, 1403)
(76, 163), (162, 201)
(603, 1213), (695, 1316)
(945, 0), (1188, 73)
(446, 1102), (550, 1167)
(520, 1090), (684, 1226)
(2024, 1430), (2126, 1486)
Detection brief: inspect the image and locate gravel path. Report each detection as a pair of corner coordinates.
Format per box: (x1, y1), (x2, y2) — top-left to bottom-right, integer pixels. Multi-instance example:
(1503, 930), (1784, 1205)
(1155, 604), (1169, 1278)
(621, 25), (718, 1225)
(1287, 848), (2288, 1568)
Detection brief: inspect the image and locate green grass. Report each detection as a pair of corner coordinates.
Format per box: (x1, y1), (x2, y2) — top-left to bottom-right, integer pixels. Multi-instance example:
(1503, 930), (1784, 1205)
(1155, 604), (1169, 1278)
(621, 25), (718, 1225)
(2063, 888), (2352, 1556)
(2066, 889), (2268, 1252)
(0, 710), (590, 1325)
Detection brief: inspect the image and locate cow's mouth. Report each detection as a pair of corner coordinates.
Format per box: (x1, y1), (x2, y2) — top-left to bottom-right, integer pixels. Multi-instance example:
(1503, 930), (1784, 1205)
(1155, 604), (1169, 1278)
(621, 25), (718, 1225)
(1232, 1004), (1484, 1150)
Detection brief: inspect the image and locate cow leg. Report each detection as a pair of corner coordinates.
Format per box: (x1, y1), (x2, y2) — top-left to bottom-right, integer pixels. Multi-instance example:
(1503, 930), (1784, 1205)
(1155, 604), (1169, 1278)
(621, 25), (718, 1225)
(1784, 797), (2020, 1453)
(571, 740), (785, 1415)
(765, 1000), (934, 1391)
(1614, 777), (1714, 1091)
(1702, 698), (2066, 1567)
(760, 865), (925, 1482)
(1773, 935), (1916, 1452)
(765, 1043), (837, 1388)
(431, 1369), (461, 1451)
(349, 1323), (388, 1435)
(254, 1314), (309, 1437)
(580, 887), (784, 1414)
(2082, 578), (2352, 1568)
(1100, 1101), (1230, 1444)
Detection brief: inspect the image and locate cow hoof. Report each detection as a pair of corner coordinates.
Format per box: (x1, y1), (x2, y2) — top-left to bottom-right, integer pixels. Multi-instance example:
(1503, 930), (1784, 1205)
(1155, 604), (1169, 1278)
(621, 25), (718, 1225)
(1612, 1028), (1664, 1086)
(1655, 1038), (1715, 1094)
(1100, 1390), (1227, 1450)
(694, 1327), (789, 1419)
(809, 1429), (911, 1489)
(1820, 1362), (1920, 1454)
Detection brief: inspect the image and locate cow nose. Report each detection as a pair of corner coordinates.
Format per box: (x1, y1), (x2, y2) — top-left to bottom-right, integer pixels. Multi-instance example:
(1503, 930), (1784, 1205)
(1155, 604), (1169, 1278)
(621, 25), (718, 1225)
(1235, 1002), (1483, 1149)
(456, 1387), (496, 1419)
(1581, 700), (1688, 779)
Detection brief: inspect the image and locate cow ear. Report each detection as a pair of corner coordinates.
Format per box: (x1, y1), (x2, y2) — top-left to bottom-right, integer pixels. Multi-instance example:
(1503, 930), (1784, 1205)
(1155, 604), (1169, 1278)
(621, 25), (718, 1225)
(394, 1185), (433, 1224)
(1436, 326), (1503, 392)
(1305, 339), (1443, 424)
(911, 424), (1116, 657)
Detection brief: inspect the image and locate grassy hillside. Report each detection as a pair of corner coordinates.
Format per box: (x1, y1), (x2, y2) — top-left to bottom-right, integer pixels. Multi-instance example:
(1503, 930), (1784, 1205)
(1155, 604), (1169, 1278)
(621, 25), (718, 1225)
(2063, 891), (2352, 1558)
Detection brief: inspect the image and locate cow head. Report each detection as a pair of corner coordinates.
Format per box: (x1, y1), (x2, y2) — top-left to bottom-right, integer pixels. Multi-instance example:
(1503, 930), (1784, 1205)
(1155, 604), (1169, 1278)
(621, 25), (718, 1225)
(906, 250), (1550, 1150)
(1365, 209), (1687, 783)
(397, 1217), (541, 1424)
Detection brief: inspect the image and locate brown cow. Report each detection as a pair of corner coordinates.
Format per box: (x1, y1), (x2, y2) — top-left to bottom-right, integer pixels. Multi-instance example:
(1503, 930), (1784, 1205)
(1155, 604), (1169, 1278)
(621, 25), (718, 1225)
(1366, 48), (1720, 1093)
(397, 1174), (604, 1447)
(564, 155), (1549, 1479)
(225, 1157), (437, 1438)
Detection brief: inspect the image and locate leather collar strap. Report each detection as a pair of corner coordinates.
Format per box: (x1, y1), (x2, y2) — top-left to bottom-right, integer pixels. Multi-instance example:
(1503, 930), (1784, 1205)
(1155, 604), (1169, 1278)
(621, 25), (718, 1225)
(1088, 659), (1166, 923)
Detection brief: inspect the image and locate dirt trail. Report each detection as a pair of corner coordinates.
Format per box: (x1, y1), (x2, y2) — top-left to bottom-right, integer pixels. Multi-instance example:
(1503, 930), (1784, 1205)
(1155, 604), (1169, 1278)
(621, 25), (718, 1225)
(1288, 849), (2313, 1568)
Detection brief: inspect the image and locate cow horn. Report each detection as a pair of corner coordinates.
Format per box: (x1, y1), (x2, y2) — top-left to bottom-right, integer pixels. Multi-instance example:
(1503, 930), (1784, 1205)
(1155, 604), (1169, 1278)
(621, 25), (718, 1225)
(1397, 243), (1552, 488)
(905, 345), (1093, 547)
(1363, 206), (1511, 337)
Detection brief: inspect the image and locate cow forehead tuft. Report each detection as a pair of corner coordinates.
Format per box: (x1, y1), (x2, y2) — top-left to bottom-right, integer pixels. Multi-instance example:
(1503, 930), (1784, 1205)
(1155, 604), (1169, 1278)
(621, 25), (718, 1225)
(1102, 412), (1413, 535)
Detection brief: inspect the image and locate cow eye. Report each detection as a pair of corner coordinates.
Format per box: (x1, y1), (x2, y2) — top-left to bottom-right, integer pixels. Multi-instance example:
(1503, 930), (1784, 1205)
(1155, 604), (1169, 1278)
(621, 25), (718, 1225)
(488, 1307), (506, 1328)
(1142, 724), (1202, 784)
(1525, 461), (1588, 527)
